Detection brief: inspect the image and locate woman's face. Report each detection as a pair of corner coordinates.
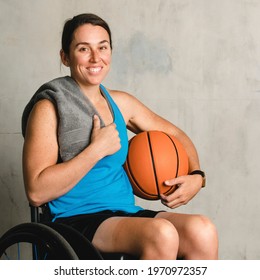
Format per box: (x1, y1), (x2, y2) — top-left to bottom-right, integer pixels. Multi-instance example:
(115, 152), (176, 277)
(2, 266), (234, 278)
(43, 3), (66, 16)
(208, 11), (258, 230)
(63, 24), (112, 88)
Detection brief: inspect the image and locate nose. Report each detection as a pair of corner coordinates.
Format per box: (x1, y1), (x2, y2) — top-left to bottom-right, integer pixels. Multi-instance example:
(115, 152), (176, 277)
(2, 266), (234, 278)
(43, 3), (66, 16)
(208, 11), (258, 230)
(90, 49), (101, 63)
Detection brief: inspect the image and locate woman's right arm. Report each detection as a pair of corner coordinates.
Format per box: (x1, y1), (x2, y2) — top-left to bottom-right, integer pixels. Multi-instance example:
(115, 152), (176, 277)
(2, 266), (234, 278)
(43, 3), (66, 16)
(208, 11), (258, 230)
(23, 99), (120, 206)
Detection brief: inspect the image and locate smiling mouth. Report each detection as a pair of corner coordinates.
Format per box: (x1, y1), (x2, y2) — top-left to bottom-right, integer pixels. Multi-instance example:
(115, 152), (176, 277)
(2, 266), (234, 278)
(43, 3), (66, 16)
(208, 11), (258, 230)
(87, 67), (102, 73)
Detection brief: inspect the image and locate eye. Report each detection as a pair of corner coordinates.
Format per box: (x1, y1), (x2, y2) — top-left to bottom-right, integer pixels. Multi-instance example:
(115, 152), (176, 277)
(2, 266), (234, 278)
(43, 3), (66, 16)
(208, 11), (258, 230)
(100, 45), (109, 51)
(79, 47), (90, 52)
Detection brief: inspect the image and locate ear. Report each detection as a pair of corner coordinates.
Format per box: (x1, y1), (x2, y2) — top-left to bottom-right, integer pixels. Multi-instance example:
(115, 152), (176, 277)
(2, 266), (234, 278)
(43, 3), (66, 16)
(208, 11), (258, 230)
(60, 49), (70, 67)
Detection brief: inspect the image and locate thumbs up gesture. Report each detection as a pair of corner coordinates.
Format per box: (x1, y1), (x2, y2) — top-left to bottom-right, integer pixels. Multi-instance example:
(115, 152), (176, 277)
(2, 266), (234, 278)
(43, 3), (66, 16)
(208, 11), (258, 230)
(90, 115), (121, 159)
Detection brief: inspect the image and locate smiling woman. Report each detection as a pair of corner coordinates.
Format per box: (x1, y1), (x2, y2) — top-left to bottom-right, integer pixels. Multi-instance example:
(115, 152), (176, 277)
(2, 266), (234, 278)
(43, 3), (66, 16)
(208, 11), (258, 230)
(21, 13), (218, 260)
(60, 24), (112, 89)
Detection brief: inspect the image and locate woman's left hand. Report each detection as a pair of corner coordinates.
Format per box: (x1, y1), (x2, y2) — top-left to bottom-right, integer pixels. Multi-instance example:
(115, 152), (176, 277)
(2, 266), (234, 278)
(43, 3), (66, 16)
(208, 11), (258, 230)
(160, 175), (203, 209)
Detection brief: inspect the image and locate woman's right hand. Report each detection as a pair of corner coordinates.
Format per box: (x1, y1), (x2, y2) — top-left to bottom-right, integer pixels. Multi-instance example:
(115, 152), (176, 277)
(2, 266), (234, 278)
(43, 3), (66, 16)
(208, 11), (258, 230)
(90, 115), (121, 158)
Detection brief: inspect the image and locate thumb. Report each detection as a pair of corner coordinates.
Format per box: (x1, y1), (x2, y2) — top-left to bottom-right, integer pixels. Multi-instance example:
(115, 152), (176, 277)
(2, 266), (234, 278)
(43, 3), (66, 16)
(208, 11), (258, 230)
(164, 177), (181, 186)
(92, 114), (101, 130)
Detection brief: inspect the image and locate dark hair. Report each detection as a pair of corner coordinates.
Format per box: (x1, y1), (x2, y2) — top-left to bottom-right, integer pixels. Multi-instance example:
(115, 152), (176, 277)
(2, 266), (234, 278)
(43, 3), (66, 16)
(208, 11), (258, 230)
(61, 13), (112, 55)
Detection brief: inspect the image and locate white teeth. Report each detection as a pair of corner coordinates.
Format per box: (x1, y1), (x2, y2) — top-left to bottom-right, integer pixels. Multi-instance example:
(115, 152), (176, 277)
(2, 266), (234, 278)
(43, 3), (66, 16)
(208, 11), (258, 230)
(88, 67), (101, 73)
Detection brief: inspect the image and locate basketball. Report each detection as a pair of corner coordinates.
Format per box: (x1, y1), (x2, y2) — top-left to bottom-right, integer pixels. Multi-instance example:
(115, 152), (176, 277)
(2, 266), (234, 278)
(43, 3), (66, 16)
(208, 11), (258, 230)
(124, 131), (189, 200)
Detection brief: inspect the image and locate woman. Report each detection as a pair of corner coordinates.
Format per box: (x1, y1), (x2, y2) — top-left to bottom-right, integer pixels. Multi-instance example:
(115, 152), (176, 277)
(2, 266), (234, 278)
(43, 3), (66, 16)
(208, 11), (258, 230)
(22, 13), (218, 259)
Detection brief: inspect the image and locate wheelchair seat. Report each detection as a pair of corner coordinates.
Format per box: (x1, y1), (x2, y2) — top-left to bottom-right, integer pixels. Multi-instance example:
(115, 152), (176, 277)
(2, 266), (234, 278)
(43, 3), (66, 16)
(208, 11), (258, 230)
(30, 204), (136, 259)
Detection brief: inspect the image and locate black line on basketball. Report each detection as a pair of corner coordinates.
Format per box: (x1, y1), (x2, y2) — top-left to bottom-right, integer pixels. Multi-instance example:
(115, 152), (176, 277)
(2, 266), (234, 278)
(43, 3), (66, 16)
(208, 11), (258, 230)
(147, 131), (160, 198)
(126, 135), (157, 199)
(163, 132), (180, 177)
(162, 132), (180, 196)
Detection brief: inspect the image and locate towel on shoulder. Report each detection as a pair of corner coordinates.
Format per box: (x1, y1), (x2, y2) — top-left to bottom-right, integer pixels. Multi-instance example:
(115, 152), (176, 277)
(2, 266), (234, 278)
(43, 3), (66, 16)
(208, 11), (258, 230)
(21, 76), (105, 162)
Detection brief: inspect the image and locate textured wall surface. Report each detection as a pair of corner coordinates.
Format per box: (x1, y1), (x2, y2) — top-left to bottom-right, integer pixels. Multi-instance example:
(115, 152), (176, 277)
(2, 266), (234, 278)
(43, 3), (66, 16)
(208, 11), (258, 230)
(1, 0), (260, 259)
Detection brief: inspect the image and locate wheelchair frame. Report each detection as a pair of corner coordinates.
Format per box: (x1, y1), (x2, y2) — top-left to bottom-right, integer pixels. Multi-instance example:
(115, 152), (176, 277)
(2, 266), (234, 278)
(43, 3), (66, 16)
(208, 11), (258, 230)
(0, 204), (134, 260)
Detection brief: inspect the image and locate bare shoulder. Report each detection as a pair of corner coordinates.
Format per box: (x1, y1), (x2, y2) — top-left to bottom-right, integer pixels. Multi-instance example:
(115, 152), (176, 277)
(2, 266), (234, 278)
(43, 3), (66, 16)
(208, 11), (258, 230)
(107, 89), (145, 112)
(106, 88), (161, 133)
(29, 99), (57, 122)
(31, 99), (56, 114)
(108, 89), (137, 104)
(26, 99), (58, 137)
(106, 89), (142, 122)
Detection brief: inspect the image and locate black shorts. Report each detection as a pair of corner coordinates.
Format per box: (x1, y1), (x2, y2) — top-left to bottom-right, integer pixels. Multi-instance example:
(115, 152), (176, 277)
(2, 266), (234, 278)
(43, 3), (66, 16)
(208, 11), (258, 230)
(55, 210), (160, 242)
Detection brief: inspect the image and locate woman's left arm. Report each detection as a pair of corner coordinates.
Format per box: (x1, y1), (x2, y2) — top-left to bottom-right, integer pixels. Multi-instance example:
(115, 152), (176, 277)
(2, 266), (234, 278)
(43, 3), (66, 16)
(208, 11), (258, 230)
(112, 90), (204, 209)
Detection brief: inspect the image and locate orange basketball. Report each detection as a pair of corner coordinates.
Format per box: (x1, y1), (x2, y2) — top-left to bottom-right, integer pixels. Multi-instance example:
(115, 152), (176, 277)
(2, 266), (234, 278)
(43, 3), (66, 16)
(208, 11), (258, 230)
(124, 131), (189, 200)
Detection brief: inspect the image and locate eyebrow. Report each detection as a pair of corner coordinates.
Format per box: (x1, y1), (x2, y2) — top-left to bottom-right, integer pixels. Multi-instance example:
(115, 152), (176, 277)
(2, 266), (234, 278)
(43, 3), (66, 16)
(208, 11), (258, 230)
(75, 40), (110, 47)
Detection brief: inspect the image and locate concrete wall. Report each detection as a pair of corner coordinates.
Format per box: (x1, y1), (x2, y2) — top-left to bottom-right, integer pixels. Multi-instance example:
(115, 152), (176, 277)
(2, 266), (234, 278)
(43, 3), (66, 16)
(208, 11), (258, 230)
(1, 0), (260, 259)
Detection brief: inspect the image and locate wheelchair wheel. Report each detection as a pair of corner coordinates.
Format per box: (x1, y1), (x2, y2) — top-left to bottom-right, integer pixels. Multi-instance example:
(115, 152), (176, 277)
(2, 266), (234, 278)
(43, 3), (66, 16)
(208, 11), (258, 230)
(46, 222), (103, 260)
(0, 223), (78, 260)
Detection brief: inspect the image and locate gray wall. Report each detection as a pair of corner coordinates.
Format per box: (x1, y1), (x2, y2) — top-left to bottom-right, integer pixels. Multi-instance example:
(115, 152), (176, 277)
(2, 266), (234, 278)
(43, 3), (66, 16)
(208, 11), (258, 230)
(1, 0), (260, 259)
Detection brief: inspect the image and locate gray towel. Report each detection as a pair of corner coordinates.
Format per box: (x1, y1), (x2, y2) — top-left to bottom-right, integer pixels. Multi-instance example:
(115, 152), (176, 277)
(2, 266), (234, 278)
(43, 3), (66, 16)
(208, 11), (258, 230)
(22, 76), (105, 162)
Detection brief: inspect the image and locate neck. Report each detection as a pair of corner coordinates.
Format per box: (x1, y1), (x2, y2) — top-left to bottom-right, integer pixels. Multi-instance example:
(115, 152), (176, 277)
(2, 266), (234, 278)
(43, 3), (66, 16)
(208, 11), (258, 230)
(71, 77), (102, 103)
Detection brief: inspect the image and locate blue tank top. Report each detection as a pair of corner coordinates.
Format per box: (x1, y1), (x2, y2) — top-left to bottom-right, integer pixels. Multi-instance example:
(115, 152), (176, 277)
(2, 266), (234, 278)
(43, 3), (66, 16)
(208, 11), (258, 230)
(49, 85), (142, 220)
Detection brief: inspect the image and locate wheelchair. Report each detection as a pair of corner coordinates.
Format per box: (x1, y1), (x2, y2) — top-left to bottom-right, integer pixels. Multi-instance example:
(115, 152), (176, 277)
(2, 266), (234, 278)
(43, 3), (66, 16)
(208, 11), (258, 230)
(0, 204), (135, 260)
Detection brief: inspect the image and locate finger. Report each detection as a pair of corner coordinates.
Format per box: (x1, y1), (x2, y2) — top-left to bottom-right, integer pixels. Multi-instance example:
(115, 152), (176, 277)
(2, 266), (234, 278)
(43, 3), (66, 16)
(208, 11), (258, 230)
(161, 196), (183, 209)
(164, 176), (183, 187)
(92, 114), (101, 130)
(160, 185), (183, 204)
(168, 202), (185, 209)
(160, 193), (167, 201)
(162, 192), (187, 208)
